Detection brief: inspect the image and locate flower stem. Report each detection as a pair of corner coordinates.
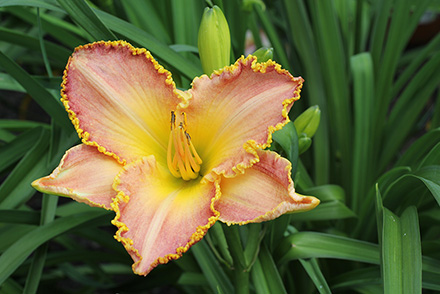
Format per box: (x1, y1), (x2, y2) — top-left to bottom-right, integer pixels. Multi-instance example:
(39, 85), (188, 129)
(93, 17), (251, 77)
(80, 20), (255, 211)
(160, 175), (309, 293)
(223, 225), (249, 294)
(234, 266), (250, 294)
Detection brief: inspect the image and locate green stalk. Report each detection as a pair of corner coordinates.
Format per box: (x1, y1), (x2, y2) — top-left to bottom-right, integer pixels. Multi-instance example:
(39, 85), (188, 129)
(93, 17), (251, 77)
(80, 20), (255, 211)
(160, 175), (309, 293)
(209, 223), (233, 266)
(223, 225), (249, 294)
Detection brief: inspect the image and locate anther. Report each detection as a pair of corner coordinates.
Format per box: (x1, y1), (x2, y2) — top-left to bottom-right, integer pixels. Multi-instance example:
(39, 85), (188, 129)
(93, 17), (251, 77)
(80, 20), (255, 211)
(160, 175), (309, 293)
(167, 111), (202, 180)
(170, 111), (176, 130)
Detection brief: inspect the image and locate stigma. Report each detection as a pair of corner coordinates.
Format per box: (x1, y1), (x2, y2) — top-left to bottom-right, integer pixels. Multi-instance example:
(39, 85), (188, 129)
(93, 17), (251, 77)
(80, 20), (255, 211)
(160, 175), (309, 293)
(167, 111), (203, 180)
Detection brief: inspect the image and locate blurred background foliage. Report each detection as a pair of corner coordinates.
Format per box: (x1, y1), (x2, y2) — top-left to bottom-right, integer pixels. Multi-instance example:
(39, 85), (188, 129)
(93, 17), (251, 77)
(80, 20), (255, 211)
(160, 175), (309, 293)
(0, 0), (440, 293)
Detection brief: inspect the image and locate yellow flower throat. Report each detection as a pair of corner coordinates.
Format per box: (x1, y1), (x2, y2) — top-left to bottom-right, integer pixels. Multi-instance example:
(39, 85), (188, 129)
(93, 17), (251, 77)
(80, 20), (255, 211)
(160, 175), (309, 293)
(167, 111), (202, 181)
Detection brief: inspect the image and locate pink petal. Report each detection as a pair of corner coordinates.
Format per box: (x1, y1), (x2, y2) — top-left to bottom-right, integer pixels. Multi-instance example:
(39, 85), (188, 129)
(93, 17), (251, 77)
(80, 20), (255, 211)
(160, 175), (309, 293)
(32, 144), (122, 210)
(63, 41), (184, 165)
(216, 150), (319, 225)
(181, 56), (303, 182)
(112, 156), (219, 275)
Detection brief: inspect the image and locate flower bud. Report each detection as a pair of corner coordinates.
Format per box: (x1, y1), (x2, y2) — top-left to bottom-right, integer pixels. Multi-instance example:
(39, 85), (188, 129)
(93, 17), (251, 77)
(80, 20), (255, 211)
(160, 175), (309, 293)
(298, 135), (312, 155)
(293, 105), (321, 138)
(198, 5), (231, 75)
(242, 0), (265, 12)
(252, 47), (273, 62)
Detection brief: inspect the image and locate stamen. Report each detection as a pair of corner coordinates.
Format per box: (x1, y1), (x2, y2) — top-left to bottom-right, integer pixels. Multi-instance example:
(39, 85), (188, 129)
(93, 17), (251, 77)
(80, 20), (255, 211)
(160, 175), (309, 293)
(166, 111), (202, 180)
(167, 131), (180, 178)
(170, 111), (176, 130)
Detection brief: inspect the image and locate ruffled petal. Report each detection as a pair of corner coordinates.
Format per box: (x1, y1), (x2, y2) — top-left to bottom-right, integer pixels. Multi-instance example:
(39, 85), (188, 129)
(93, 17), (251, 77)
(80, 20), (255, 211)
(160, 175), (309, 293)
(62, 41), (185, 165)
(181, 55), (303, 182)
(32, 144), (122, 210)
(112, 156), (219, 275)
(216, 150), (319, 225)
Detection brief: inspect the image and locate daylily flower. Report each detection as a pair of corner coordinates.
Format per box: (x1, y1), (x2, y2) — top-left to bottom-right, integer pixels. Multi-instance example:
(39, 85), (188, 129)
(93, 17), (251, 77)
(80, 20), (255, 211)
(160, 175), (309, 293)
(32, 40), (319, 276)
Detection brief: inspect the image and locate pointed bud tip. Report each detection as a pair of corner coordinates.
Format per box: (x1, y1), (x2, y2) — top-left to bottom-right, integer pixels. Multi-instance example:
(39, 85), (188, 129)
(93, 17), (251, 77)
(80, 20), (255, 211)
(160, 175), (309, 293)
(198, 5), (231, 75)
(294, 105), (321, 138)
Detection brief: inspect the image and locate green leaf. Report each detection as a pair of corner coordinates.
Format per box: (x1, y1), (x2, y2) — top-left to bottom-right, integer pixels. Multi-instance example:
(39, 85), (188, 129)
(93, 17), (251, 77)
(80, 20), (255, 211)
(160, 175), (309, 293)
(0, 127), (45, 173)
(0, 210), (111, 285)
(4, 7), (87, 48)
(258, 244), (287, 294)
(350, 52), (374, 213)
(121, 0), (171, 44)
(0, 120), (50, 132)
(401, 207), (422, 294)
(383, 166), (440, 210)
(0, 0), (63, 12)
(382, 208), (403, 294)
(272, 121), (299, 176)
(308, 0), (351, 187)
(423, 271), (440, 291)
(299, 258), (331, 294)
(277, 232), (380, 265)
(289, 200), (356, 221)
(56, 0), (116, 41)
(191, 240), (233, 294)
(418, 143), (440, 169)
(250, 257), (271, 294)
(177, 272), (208, 286)
(169, 44), (199, 54)
(0, 210), (40, 225)
(375, 184), (384, 244)
(253, 4), (290, 71)
(0, 129), (15, 143)
(303, 185), (346, 202)
(0, 226), (34, 253)
(207, 222), (233, 267)
(23, 192), (59, 294)
(282, 0), (331, 185)
(381, 52), (440, 169)
(331, 267), (381, 292)
(392, 34), (440, 98)
(0, 278), (23, 294)
(396, 128), (440, 169)
(380, 206), (423, 294)
(0, 73), (61, 93)
(243, 223), (263, 269)
(0, 128), (50, 209)
(0, 51), (72, 132)
(0, 27), (71, 63)
(94, 9), (203, 79)
(373, 0), (431, 139)
(23, 243), (49, 294)
(413, 166), (440, 207)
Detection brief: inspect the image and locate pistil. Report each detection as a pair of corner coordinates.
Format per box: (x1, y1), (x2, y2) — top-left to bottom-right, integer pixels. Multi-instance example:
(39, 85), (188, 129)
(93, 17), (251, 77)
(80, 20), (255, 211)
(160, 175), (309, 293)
(167, 111), (202, 180)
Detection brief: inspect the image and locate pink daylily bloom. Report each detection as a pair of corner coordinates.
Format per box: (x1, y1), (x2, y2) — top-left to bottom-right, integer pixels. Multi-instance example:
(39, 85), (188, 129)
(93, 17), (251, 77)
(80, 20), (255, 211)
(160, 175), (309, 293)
(32, 40), (319, 276)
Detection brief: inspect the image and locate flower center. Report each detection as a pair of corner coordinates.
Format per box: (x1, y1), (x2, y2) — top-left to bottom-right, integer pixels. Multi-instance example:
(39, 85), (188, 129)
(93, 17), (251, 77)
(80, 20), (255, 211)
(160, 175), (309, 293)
(167, 111), (203, 181)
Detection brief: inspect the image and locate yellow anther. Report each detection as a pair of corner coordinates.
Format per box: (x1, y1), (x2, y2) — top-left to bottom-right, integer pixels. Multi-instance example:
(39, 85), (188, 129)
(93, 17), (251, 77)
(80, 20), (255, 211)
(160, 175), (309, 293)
(167, 111), (202, 180)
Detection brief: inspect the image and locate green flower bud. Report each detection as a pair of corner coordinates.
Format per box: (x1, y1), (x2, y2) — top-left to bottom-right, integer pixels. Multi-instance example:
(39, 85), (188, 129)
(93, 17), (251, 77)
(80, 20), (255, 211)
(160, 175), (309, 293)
(293, 105), (321, 138)
(298, 136), (312, 155)
(242, 0), (265, 12)
(252, 47), (273, 62)
(198, 5), (231, 75)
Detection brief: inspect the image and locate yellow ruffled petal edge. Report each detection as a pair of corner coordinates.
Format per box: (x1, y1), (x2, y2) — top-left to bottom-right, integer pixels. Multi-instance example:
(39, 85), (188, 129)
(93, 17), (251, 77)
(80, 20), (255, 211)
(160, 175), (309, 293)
(110, 156), (221, 276)
(211, 55), (303, 151)
(217, 150), (319, 226)
(31, 144), (122, 210)
(198, 55), (303, 182)
(61, 40), (190, 165)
